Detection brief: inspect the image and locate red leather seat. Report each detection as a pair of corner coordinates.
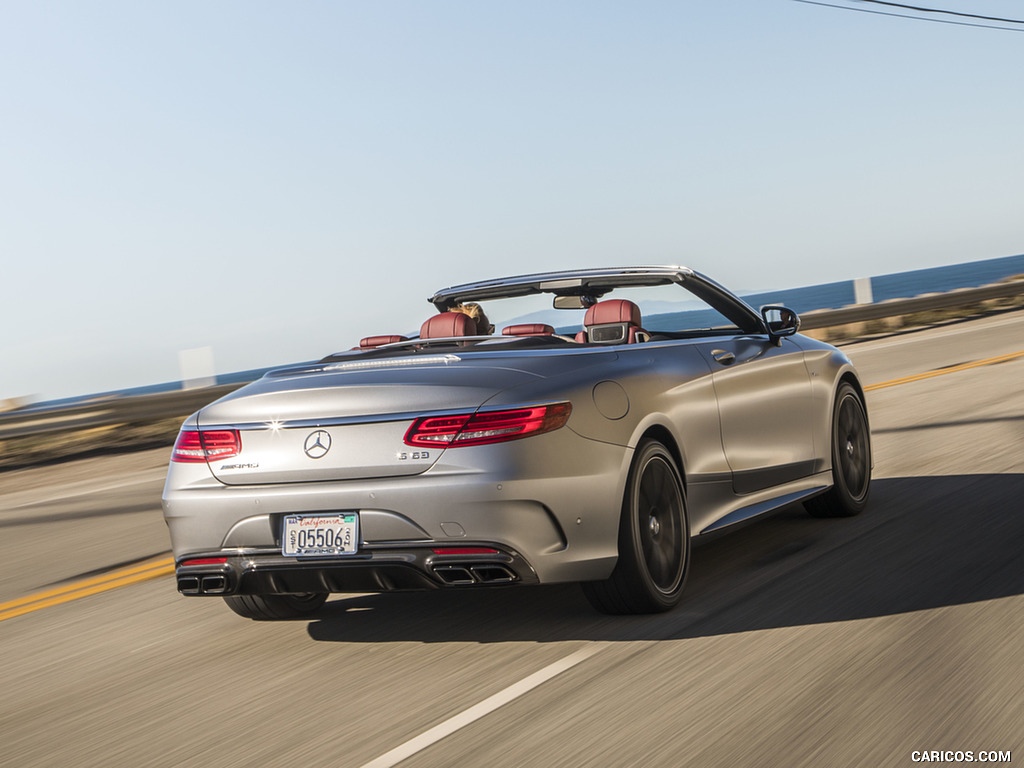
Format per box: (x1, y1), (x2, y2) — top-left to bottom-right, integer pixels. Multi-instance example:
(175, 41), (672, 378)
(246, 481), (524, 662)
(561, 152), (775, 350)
(420, 312), (478, 339)
(577, 299), (646, 344)
(502, 324), (555, 336)
(357, 335), (408, 349)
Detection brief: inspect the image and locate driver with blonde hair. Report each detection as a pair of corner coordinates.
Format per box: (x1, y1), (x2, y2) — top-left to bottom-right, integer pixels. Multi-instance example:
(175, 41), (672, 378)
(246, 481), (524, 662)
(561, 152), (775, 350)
(450, 302), (494, 335)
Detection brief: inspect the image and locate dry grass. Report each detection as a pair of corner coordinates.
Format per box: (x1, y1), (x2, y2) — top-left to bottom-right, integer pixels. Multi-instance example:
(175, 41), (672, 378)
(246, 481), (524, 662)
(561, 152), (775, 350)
(820, 292), (1024, 343)
(0, 417), (184, 471)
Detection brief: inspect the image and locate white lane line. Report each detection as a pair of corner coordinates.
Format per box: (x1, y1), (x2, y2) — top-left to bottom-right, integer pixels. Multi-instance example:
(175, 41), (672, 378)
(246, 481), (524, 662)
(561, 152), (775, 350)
(360, 643), (607, 768)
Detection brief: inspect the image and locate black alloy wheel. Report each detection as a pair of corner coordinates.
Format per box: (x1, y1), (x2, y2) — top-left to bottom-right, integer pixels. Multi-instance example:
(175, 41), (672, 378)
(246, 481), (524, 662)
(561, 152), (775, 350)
(583, 439), (690, 614)
(806, 382), (871, 518)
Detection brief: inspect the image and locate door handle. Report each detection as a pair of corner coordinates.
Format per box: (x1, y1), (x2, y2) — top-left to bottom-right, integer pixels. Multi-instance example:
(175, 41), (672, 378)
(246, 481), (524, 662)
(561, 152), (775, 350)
(711, 349), (736, 365)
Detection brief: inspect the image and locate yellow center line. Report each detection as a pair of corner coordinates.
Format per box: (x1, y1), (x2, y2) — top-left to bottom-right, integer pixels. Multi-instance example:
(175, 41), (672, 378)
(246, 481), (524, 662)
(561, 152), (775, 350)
(865, 350), (1024, 391)
(0, 556), (174, 622)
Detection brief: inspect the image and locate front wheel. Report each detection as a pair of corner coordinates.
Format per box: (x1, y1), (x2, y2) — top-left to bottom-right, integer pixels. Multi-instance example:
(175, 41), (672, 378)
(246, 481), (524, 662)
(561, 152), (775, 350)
(583, 440), (690, 614)
(223, 592), (328, 620)
(806, 382), (871, 518)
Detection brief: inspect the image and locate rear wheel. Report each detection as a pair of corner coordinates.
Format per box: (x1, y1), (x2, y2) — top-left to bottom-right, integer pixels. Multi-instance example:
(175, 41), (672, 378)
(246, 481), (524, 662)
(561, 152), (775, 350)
(223, 592), (328, 620)
(583, 440), (690, 614)
(806, 382), (871, 518)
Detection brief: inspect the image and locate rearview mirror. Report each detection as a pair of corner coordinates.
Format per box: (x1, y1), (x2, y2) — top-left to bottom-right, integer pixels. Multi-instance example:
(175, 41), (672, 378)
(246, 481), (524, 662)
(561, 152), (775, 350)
(553, 295), (601, 309)
(553, 296), (584, 309)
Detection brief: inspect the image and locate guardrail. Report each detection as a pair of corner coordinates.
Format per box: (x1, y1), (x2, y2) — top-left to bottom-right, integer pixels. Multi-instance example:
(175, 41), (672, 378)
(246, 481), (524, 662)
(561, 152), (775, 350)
(0, 384), (242, 440)
(2, 277), (1022, 443)
(798, 277), (1024, 330)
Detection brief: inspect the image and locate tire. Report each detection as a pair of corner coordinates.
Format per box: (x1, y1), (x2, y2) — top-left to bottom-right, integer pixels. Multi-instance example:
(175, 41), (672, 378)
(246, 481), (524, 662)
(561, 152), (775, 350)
(223, 592), (328, 620)
(583, 440), (690, 614)
(806, 382), (871, 518)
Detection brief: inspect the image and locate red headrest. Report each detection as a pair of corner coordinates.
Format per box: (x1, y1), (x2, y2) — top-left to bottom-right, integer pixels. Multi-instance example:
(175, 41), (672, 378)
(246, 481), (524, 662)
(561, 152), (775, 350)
(359, 335), (407, 349)
(502, 324), (555, 336)
(583, 299), (642, 328)
(420, 312), (478, 339)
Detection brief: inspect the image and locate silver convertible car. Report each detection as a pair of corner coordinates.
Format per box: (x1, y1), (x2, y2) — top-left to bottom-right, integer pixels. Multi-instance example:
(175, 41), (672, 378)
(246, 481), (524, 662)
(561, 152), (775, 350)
(162, 266), (871, 619)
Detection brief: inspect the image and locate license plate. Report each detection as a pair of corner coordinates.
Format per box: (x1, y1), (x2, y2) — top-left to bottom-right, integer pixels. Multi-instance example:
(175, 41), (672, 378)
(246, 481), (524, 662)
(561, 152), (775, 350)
(282, 513), (359, 557)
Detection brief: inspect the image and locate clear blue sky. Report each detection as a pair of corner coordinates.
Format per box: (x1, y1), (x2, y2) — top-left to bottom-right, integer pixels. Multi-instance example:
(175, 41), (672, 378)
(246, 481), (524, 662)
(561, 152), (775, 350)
(3, 1), (1023, 401)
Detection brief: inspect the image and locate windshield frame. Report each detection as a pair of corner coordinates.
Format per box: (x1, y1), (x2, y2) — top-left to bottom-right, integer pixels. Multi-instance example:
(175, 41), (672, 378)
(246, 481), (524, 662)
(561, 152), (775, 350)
(428, 266), (766, 335)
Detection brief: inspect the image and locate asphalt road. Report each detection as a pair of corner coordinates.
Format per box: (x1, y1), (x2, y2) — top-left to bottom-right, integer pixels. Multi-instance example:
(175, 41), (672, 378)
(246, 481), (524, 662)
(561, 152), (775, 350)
(1, 311), (1022, 768)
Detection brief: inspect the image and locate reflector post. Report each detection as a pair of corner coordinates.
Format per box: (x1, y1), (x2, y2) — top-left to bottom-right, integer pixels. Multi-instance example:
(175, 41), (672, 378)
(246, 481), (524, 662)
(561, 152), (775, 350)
(180, 557), (229, 566)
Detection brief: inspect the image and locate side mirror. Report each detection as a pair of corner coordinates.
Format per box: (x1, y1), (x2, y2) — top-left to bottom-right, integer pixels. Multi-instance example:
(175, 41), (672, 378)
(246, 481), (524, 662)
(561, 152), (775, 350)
(761, 305), (800, 345)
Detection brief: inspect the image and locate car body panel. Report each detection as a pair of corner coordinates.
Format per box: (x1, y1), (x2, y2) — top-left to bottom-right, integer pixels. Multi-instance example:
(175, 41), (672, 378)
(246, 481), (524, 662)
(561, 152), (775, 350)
(693, 335), (819, 494)
(162, 265), (869, 600)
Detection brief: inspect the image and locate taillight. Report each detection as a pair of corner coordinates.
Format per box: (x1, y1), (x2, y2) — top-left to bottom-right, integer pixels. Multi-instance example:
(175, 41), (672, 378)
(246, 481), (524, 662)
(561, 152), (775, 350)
(404, 403), (571, 448)
(171, 429), (241, 463)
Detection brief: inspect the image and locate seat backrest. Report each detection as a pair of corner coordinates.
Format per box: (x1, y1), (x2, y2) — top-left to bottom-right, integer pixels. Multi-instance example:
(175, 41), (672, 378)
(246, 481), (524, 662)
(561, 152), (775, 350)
(357, 335), (408, 350)
(420, 312), (478, 339)
(502, 323), (555, 337)
(580, 299), (645, 344)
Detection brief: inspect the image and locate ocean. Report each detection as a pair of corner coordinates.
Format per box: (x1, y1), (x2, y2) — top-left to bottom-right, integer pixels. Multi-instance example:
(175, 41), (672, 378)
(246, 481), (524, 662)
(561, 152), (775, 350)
(23, 252), (1024, 412)
(741, 252), (1024, 313)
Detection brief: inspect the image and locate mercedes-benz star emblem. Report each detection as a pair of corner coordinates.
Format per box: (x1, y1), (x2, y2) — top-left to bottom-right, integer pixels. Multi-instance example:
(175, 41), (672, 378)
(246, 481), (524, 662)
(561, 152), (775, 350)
(303, 430), (332, 459)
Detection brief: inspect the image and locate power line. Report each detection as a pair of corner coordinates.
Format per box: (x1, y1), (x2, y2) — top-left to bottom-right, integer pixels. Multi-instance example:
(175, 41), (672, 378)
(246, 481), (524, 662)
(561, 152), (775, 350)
(792, 0), (1024, 31)
(855, 0), (1024, 25)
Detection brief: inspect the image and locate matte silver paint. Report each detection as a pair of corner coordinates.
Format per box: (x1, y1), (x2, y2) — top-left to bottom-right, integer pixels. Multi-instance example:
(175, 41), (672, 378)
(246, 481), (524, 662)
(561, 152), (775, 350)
(162, 266), (869, 597)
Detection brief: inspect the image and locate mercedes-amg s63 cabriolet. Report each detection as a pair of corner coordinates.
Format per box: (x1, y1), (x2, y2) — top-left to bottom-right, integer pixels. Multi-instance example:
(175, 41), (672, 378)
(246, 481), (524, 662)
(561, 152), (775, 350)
(162, 266), (871, 619)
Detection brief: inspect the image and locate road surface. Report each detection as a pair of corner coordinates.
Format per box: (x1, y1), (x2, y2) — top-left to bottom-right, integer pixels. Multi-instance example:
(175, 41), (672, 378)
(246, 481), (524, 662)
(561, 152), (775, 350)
(1, 311), (1021, 768)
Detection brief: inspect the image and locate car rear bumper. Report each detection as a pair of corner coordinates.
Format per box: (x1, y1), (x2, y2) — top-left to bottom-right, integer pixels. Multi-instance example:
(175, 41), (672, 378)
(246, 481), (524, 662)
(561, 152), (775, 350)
(174, 544), (540, 596)
(163, 426), (633, 585)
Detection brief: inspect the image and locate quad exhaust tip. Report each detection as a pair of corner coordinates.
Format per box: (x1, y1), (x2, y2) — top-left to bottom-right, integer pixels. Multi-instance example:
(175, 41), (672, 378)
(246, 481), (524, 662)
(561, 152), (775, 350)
(433, 563), (517, 585)
(201, 575), (228, 594)
(177, 574), (229, 595)
(470, 565), (516, 583)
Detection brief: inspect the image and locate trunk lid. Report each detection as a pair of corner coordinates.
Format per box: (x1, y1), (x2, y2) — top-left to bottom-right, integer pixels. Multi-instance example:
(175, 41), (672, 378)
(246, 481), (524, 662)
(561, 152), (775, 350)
(196, 356), (542, 485)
